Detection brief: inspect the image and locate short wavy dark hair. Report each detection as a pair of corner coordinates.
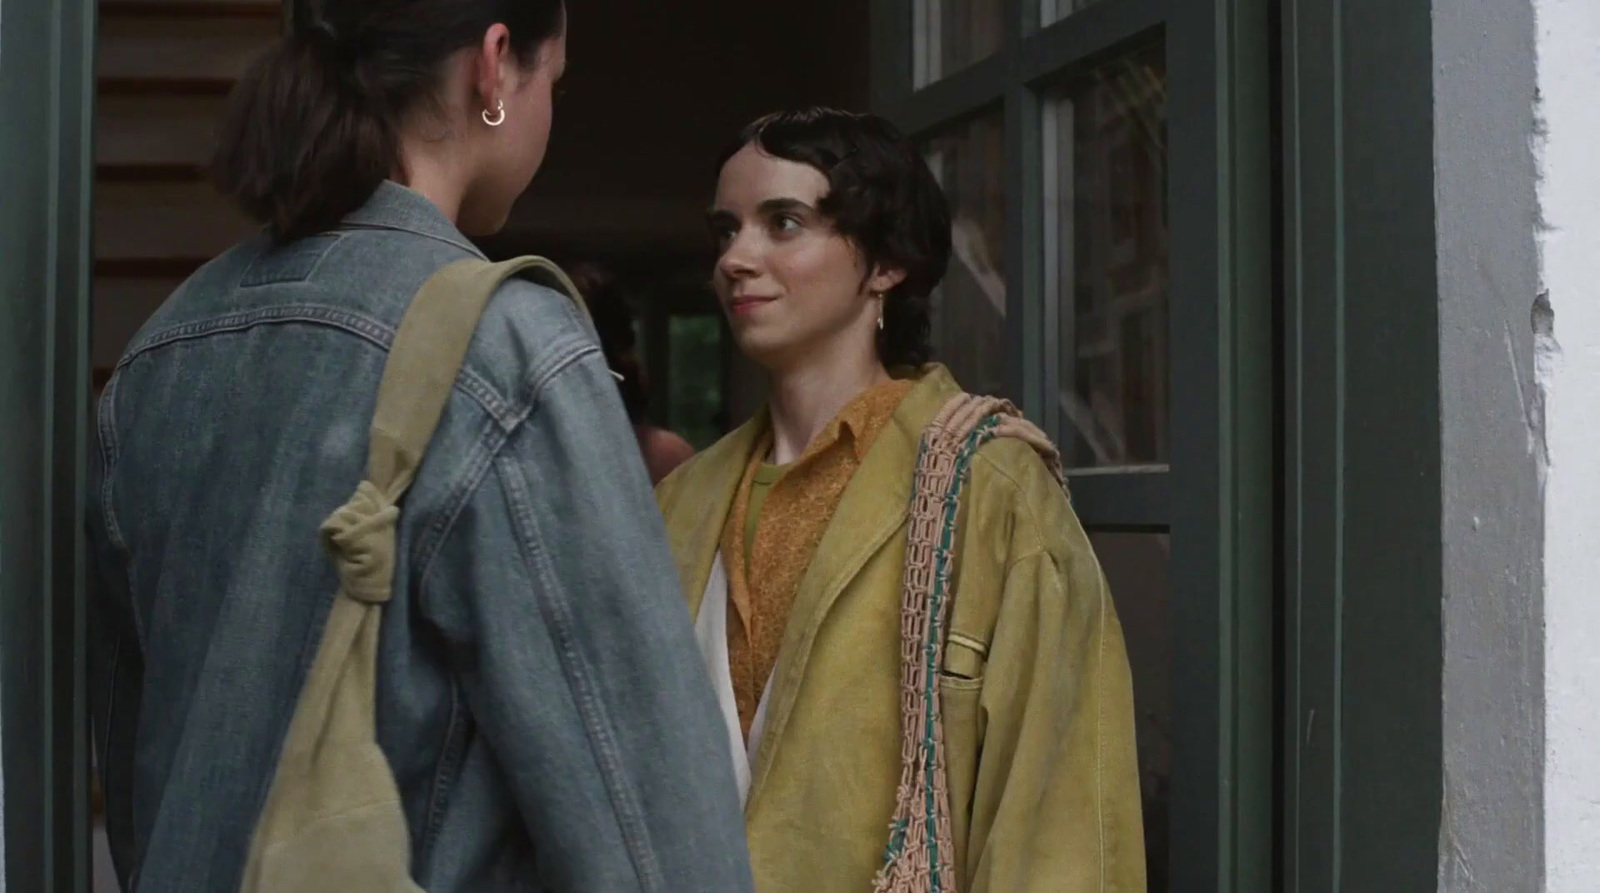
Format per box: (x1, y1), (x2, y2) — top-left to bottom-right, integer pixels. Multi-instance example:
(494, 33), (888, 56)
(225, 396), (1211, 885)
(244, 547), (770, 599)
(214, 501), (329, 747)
(717, 108), (952, 369)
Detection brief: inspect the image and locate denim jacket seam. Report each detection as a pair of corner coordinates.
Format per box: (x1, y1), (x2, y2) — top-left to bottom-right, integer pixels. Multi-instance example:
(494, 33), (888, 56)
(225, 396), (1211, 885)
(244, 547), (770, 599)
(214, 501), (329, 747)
(99, 635), (123, 820)
(333, 221), (486, 258)
(122, 305), (519, 426)
(418, 678), (470, 858)
(406, 338), (597, 592)
(95, 379), (146, 644)
(96, 377), (127, 552)
(494, 446), (666, 892)
(522, 340), (602, 412)
(413, 416), (509, 599)
(237, 232), (346, 288)
(455, 373), (515, 428)
(120, 306), (394, 363)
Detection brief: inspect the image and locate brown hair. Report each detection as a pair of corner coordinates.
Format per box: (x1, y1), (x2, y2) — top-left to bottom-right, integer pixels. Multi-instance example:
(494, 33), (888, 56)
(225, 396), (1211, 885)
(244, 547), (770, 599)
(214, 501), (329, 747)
(718, 108), (953, 369)
(212, 0), (565, 242)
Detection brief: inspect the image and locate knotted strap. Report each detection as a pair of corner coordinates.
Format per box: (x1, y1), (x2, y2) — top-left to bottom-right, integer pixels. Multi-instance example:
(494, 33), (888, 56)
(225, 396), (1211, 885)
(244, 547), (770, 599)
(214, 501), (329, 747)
(240, 256), (586, 893)
(874, 394), (1066, 893)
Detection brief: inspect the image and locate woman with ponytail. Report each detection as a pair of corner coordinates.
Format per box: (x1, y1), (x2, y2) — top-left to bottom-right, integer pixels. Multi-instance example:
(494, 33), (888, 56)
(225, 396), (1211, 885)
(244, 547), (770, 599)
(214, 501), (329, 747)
(86, 4), (753, 891)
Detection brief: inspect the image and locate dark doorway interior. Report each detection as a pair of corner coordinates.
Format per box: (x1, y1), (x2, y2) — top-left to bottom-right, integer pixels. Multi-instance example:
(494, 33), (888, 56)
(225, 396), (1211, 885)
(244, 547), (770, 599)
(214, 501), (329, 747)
(91, 0), (871, 446)
(482, 1), (872, 441)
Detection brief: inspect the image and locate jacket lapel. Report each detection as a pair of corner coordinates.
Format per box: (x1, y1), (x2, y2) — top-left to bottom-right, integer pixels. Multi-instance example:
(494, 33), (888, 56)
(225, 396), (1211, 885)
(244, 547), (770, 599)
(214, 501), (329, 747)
(744, 366), (963, 809)
(659, 414), (766, 619)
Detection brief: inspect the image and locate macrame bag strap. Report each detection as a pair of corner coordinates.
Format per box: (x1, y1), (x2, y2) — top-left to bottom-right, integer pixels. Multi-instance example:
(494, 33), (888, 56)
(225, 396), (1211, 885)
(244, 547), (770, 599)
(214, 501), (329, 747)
(874, 394), (1065, 893)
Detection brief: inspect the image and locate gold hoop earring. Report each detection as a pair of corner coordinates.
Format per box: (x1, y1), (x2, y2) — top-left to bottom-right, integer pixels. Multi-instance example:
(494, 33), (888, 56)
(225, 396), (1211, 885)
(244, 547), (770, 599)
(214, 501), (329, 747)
(482, 99), (506, 127)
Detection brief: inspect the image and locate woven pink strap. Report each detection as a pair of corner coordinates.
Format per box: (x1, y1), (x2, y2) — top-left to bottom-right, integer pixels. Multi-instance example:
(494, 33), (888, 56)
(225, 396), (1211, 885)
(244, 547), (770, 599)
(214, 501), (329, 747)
(873, 394), (1064, 893)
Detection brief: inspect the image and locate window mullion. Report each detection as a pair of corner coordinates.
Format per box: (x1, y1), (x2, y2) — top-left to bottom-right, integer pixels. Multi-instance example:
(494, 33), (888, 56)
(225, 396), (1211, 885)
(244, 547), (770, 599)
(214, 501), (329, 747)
(1004, 77), (1045, 419)
(1020, 0), (1166, 84)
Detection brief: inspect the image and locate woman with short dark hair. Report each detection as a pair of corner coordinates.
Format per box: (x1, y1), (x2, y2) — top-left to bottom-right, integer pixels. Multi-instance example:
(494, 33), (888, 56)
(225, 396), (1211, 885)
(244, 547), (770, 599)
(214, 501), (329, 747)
(87, 4), (752, 891)
(656, 108), (1147, 892)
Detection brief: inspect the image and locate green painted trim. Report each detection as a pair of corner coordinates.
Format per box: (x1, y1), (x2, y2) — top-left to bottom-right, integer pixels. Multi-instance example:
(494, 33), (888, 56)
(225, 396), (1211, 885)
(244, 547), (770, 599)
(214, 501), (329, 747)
(1279, 0), (1444, 889)
(1222, 0), (1276, 890)
(1005, 88), (1044, 417)
(881, 59), (1010, 138)
(870, 0), (913, 110)
(1019, 0), (1164, 84)
(0, 0), (97, 886)
(1168, 0), (1277, 888)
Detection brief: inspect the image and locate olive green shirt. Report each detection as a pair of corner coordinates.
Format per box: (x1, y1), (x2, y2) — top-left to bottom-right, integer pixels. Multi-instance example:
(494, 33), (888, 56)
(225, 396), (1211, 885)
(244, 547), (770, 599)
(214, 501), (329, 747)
(743, 462), (787, 571)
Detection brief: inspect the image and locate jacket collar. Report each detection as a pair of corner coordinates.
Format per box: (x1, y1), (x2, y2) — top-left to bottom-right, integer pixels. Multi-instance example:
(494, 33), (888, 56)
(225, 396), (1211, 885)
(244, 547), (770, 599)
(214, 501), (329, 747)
(666, 364), (962, 619)
(661, 364), (967, 810)
(338, 181), (487, 258)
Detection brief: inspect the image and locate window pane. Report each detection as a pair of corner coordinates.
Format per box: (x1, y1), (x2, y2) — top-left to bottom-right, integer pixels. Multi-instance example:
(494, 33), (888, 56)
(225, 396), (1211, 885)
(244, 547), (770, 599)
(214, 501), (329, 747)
(923, 111), (1008, 398)
(912, 0), (1005, 88)
(1044, 40), (1169, 469)
(1090, 531), (1171, 892)
(1041, 0), (1112, 25)
(666, 314), (725, 450)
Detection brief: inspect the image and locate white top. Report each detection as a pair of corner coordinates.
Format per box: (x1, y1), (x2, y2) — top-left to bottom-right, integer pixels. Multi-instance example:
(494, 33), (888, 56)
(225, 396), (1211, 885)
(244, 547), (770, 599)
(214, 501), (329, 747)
(693, 552), (774, 808)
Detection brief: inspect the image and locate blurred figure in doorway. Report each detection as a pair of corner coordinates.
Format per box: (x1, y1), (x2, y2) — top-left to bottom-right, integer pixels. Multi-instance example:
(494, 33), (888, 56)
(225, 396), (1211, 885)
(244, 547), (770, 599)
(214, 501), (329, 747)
(570, 262), (698, 484)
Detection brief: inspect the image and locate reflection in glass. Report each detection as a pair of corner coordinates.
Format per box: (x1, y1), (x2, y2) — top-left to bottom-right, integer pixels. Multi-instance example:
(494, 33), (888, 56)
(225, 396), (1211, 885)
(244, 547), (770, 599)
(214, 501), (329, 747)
(912, 0), (1005, 88)
(666, 314), (724, 449)
(1040, 0), (1111, 25)
(1044, 40), (1169, 469)
(1090, 531), (1171, 892)
(922, 111), (1008, 399)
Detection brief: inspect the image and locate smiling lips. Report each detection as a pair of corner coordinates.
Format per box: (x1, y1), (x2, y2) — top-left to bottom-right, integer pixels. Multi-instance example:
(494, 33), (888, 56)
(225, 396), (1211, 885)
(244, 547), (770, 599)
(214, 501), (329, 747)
(728, 295), (778, 316)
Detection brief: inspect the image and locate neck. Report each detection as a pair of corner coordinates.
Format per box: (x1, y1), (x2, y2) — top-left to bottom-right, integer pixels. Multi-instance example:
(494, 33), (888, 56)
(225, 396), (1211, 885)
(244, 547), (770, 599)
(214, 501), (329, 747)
(394, 138), (469, 224)
(765, 346), (889, 464)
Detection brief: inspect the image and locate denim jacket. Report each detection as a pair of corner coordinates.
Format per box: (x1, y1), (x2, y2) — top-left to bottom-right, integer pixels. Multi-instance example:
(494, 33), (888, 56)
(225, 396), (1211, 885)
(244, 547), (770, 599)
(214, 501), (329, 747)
(87, 182), (753, 893)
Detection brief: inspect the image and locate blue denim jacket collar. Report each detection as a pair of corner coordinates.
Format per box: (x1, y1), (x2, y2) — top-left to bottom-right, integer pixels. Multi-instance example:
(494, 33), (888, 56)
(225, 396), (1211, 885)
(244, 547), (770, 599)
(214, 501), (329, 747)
(341, 181), (487, 258)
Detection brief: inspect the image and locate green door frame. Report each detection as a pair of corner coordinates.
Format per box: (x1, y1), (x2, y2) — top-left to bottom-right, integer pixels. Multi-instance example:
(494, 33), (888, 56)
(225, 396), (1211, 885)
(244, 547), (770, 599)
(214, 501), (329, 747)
(870, 1), (1275, 890)
(1278, 0), (1444, 889)
(0, 0), (98, 888)
(1167, 0), (1275, 890)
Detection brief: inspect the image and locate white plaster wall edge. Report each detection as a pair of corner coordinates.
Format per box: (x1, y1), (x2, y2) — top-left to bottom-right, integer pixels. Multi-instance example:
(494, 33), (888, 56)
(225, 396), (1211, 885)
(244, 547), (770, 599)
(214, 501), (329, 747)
(1535, 1), (1600, 890)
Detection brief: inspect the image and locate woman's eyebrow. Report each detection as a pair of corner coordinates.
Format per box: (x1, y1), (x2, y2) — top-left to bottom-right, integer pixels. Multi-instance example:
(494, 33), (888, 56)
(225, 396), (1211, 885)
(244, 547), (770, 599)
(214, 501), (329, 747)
(706, 197), (818, 221)
(756, 197), (816, 215)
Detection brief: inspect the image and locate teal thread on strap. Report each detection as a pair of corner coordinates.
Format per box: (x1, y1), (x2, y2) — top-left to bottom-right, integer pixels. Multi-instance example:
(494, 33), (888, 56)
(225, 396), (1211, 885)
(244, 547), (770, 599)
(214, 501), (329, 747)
(881, 415), (1002, 892)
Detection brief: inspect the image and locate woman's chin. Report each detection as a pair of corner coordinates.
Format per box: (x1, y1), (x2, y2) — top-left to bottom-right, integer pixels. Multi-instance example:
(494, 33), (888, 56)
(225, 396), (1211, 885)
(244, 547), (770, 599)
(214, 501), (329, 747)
(732, 328), (803, 372)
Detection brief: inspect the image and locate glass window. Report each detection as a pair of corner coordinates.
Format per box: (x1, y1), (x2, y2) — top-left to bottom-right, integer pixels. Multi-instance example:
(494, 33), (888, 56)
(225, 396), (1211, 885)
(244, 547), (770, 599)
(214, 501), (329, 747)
(666, 314), (725, 450)
(923, 110), (1008, 398)
(1041, 0), (1113, 26)
(1090, 530), (1171, 892)
(1043, 40), (1169, 469)
(912, 0), (1005, 88)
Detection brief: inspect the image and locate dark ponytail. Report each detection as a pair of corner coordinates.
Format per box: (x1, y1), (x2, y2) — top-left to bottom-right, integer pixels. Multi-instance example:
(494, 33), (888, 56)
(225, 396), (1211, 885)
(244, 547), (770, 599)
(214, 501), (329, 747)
(212, 0), (565, 242)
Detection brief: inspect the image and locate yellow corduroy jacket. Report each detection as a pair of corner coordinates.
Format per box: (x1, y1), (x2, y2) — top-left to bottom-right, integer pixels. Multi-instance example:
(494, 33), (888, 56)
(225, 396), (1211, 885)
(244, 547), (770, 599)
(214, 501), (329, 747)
(656, 365), (1147, 893)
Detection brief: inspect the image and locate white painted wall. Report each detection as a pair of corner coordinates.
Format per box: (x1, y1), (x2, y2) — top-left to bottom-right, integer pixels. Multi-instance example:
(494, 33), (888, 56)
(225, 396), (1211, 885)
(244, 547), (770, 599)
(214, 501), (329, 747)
(1535, 1), (1600, 890)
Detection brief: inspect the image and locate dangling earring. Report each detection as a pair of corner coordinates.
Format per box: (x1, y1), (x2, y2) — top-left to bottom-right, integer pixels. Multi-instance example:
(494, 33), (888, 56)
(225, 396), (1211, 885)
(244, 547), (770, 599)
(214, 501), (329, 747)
(482, 99), (506, 127)
(874, 293), (886, 330)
